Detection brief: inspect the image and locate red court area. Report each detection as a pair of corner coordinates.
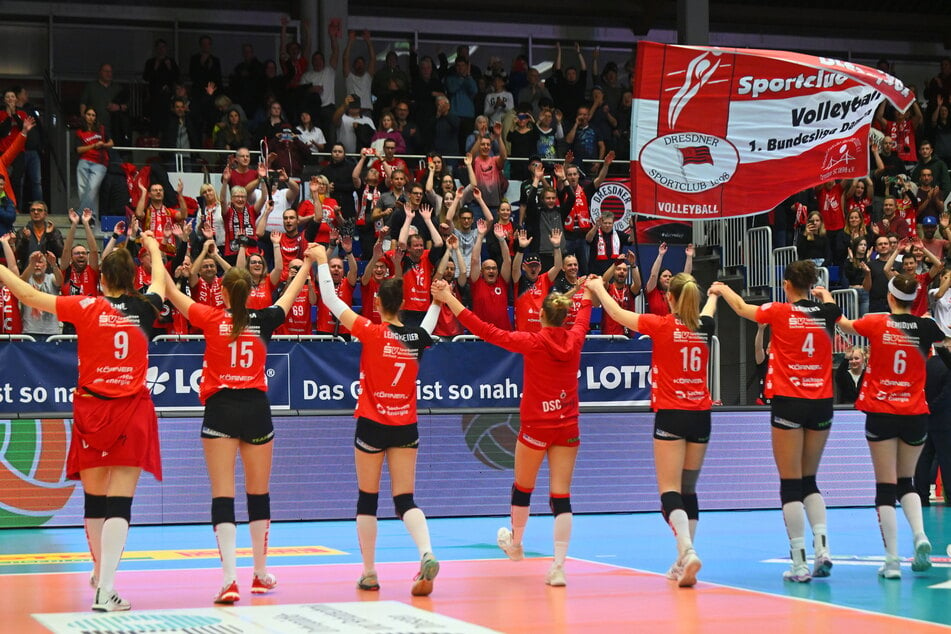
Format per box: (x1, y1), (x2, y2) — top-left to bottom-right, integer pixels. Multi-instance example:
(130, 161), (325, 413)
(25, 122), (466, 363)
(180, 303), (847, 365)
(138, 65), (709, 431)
(12, 558), (950, 634)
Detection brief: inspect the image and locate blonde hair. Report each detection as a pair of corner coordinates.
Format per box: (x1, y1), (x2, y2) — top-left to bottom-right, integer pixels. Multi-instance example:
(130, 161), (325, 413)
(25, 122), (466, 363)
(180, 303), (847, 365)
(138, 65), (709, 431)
(542, 292), (572, 327)
(669, 272), (702, 332)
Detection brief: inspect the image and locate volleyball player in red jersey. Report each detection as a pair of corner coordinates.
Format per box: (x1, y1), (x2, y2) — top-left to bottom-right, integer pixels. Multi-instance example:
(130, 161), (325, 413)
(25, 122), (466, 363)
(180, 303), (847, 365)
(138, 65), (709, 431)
(589, 273), (718, 587)
(433, 278), (593, 587)
(712, 260), (841, 583)
(164, 243), (317, 604)
(0, 232), (165, 611)
(831, 275), (949, 578)
(315, 244), (444, 596)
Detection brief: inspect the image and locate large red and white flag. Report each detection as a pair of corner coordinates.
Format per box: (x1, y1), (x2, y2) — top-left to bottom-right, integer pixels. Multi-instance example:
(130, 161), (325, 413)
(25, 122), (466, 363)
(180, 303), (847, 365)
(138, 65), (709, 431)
(630, 42), (915, 220)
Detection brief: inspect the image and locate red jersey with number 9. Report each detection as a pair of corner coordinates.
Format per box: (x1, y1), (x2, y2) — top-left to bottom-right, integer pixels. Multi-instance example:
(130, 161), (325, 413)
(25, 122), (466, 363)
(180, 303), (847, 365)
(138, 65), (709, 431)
(638, 313), (715, 411)
(188, 302), (285, 403)
(351, 316), (432, 426)
(756, 300), (840, 399)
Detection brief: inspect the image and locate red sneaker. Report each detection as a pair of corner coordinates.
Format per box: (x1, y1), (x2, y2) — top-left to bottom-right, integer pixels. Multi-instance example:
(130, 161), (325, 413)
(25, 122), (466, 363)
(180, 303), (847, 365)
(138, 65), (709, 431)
(251, 573), (277, 594)
(214, 581), (240, 604)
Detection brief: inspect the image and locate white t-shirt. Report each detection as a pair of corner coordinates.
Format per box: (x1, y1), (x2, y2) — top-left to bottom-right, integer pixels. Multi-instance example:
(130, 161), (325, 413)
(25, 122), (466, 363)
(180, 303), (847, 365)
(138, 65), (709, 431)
(251, 187), (298, 233)
(930, 287), (951, 336)
(299, 68), (337, 106)
(23, 274), (61, 335)
(346, 72), (373, 110)
(484, 91), (514, 124)
(296, 126), (327, 152)
(337, 113), (375, 154)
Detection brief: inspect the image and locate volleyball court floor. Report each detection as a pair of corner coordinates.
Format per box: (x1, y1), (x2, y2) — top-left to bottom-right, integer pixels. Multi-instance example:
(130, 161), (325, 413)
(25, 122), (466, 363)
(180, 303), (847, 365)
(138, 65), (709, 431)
(3, 505), (950, 633)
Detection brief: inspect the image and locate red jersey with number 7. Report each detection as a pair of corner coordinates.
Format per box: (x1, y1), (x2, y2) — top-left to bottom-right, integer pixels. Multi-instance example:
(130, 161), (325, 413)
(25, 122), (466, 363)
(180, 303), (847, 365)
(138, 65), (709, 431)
(351, 316), (432, 426)
(187, 302), (285, 403)
(638, 313), (715, 411)
(755, 300), (840, 399)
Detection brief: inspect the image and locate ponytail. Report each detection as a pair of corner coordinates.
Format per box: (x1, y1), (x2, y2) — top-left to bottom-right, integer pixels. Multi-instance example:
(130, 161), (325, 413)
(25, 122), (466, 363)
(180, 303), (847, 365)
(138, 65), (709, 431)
(542, 292), (572, 327)
(669, 272), (702, 332)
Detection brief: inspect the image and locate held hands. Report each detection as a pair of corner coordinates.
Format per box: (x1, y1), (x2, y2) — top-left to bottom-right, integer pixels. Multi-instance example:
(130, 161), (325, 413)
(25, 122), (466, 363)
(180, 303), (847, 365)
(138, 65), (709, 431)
(308, 243), (327, 264)
(431, 278), (452, 303)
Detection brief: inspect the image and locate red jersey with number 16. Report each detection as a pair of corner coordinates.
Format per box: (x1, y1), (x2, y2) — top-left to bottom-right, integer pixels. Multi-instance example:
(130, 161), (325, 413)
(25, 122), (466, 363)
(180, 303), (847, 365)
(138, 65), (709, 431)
(638, 314), (715, 411)
(188, 302), (285, 403)
(851, 313), (945, 415)
(755, 300), (840, 399)
(351, 316), (432, 426)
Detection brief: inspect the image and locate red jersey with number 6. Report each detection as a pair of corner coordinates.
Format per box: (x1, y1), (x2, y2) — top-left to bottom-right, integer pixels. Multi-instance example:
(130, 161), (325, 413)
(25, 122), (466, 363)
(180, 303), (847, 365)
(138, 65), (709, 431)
(187, 303), (285, 403)
(850, 313), (945, 415)
(638, 313), (715, 411)
(351, 316), (432, 426)
(755, 300), (840, 399)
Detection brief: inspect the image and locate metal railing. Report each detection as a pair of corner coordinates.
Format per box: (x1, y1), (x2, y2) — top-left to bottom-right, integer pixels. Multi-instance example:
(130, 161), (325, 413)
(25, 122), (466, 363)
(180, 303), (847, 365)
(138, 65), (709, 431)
(831, 288), (867, 349)
(745, 226), (773, 290)
(771, 246), (798, 302)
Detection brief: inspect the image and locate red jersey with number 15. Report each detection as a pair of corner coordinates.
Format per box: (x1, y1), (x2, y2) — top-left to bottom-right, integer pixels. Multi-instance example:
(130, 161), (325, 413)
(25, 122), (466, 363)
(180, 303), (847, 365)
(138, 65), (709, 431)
(755, 300), (840, 399)
(351, 316), (432, 426)
(187, 302), (285, 403)
(638, 313), (715, 411)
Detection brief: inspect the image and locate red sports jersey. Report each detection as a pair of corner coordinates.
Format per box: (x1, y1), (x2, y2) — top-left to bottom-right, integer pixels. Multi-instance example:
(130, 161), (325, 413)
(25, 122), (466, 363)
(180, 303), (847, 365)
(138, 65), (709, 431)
(433, 281), (464, 337)
(62, 265), (101, 297)
(470, 276), (511, 330)
(361, 278), (383, 324)
(351, 316), (432, 426)
(638, 314), (715, 411)
(247, 276), (275, 310)
(602, 283), (635, 335)
(515, 274), (552, 332)
(646, 287), (671, 316)
(756, 300), (841, 399)
(187, 302), (285, 403)
(276, 285), (314, 335)
(816, 182), (845, 232)
(316, 279), (355, 335)
(56, 294), (162, 397)
(192, 276), (225, 308)
(458, 302), (592, 429)
(851, 313), (945, 415)
(401, 252), (436, 312)
(278, 233), (306, 280)
(0, 286), (22, 334)
(911, 272), (931, 317)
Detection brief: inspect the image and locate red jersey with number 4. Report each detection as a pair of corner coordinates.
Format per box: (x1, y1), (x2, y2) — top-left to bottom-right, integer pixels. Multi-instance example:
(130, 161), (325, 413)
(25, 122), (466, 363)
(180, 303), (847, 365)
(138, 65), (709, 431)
(638, 314), (715, 411)
(56, 294), (162, 397)
(756, 300), (841, 399)
(351, 316), (432, 426)
(851, 313), (945, 415)
(187, 302), (285, 403)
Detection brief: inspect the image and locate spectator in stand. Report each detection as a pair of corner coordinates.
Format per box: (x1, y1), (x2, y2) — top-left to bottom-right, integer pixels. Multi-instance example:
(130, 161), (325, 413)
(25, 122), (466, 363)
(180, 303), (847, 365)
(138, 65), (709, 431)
(484, 73), (514, 125)
(351, 151), (385, 257)
(160, 97), (202, 171)
(391, 206), (445, 327)
(517, 68), (553, 118)
(834, 345), (867, 405)
(465, 115), (499, 156)
(432, 95), (460, 158)
(507, 110), (541, 182)
(835, 208), (872, 267)
(371, 50), (411, 102)
(884, 237), (944, 316)
(20, 250), (62, 339)
(867, 234), (896, 313)
(522, 171), (574, 270)
(344, 31), (376, 116)
(565, 151), (613, 275)
(919, 215), (949, 259)
(0, 115), (31, 212)
(586, 209), (630, 277)
(267, 126), (309, 178)
(253, 171), (303, 248)
(79, 63), (129, 144)
(15, 200), (63, 271)
(221, 147), (260, 193)
(359, 237), (391, 324)
(536, 107), (564, 161)
(134, 182), (185, 256)
(333, 95), (375, 155)
(842, 236), (872, 316)
(75, 108), (113, 224)
(646, 243), (695, 316)
(11, 87), (42, 207)
(875, 98), (923, 166)
(142, 39), (179, 136)
(274, 258), (316, 335)
(925, 57), (951, 111)
(372, 168), (408, 244)
(390, 100), (421, 155)
(469, 222), (513, 330)
(0, 174), (14, 239)
(257, 100), (289, 145)
(188, 35), (222, 121)
(844, 177), (874, 227)
(445, 56), (478, 150)
(235, 230), (284, 310)
(370, 117), (407, 159)
(927, 97), (951, 167)
(221, 182), (267, 265)
(279, 16), (308, 92)
(565, 105), (604, 172)
(189, 238), (231, 311)
(295, 110), (325, 153)
(315, 236), (358, 338)
(215, 109), (252, 155)
(796, 211), (832, 266)
(424, 155), (459, 216)
(930, 268), (951, 336)
(319, 142), (356, 220)
(297, 175), (340, 246)
(60, 208), (100, 299)
(432, 235), (467, 339)
(486, 198), (516, 265)
(547, 42), (588, 125)
(911, 139), (951, 194)
(513, 228), (563, 332)
(447, 194), (492, 267)
(0, 88), (28, 155)
(913, 168), (944, 221)
(871, 135), (907, 207)
(409, 49), (443, 152)
(389, 182), (436, 245)
(815, 180), (845, 251)
(588, 85), (617, 154)
(230, 44), (265, 119)
(873, 196), (911, 240)
(600, 255), (642, 336)
(299, 38), (339, 142)
(470, 121), (508, 212)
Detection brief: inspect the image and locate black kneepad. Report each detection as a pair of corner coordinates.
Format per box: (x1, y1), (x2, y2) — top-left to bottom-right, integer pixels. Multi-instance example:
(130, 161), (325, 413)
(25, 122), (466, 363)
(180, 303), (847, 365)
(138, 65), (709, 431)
(393, 493), (417, 519)
(875, 482), (898, 507)
(549, 495), (572, 516)
(779, 479), (803, 505)
(84, 493), (107, 519)
(660, 491), (685, 520)
(212, 497), (236, 526)
(897, 477), (915, 499)
(247, 493), (270, 522)
(682, 493), (700, 520)
(357, 490), (379, 516)
(801, 475), (820, 497)
(105, 496), (133, 523)
(511, 484), (533, 507)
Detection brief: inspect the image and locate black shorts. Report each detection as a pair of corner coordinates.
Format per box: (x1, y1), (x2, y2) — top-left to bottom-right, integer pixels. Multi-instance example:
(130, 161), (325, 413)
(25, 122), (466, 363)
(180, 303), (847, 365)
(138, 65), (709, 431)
(354, 417), (419, 453)
(770, 396), (833, 431)
(202, 388), (274, 445)
(865, 413), (928, 445)
(654, 409), (711, 443)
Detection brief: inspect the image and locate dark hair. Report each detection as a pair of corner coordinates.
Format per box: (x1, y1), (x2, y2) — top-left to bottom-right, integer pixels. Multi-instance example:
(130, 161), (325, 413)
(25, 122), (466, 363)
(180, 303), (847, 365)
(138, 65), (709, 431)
(100, 248), (137, 295)
(851, 236), (868, 256)
(785, 259), (818, 291)
(377, 277), (404, 315)
(222, 267), (252, 338)
(890, 273), (918, 309)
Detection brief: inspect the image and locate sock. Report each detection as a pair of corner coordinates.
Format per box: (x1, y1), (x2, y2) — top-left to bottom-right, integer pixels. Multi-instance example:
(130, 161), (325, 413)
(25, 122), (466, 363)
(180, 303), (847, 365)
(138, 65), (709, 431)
(667, 508), (693, 556)
(899, 492), (925, 537)
(98, 518), (129, 593)
(401, 507), (432, 558)
(84, 517), (105, 580)
(811, 522), (829, 556)
(803, 493), (828, 549)
(249, 520), (270, 578)
(215, 523), (237, 585)
(511, 504), (529, 545)
(552, 513), (572, 567)
(877, 505), (898, 558)
(782, 501), (805, 541)
(789, 536), (807, 568)
(356, 515), (378, 574)
(688, 519), (698, 542)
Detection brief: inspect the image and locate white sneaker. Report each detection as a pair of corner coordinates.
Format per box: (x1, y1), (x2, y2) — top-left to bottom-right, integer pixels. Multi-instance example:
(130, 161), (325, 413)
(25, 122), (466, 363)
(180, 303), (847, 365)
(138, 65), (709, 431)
(677, 549), (702, 588)
(91, 588), (131, 612)
(911, 535), (932, 573)
(783, 563), (812, 583)
(665, 559), (683, 581)
(545, 564), (566, 587)
(813, 551), (833, 578)
(496, 527), (525, 561)
(878, 556), (901, 579)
